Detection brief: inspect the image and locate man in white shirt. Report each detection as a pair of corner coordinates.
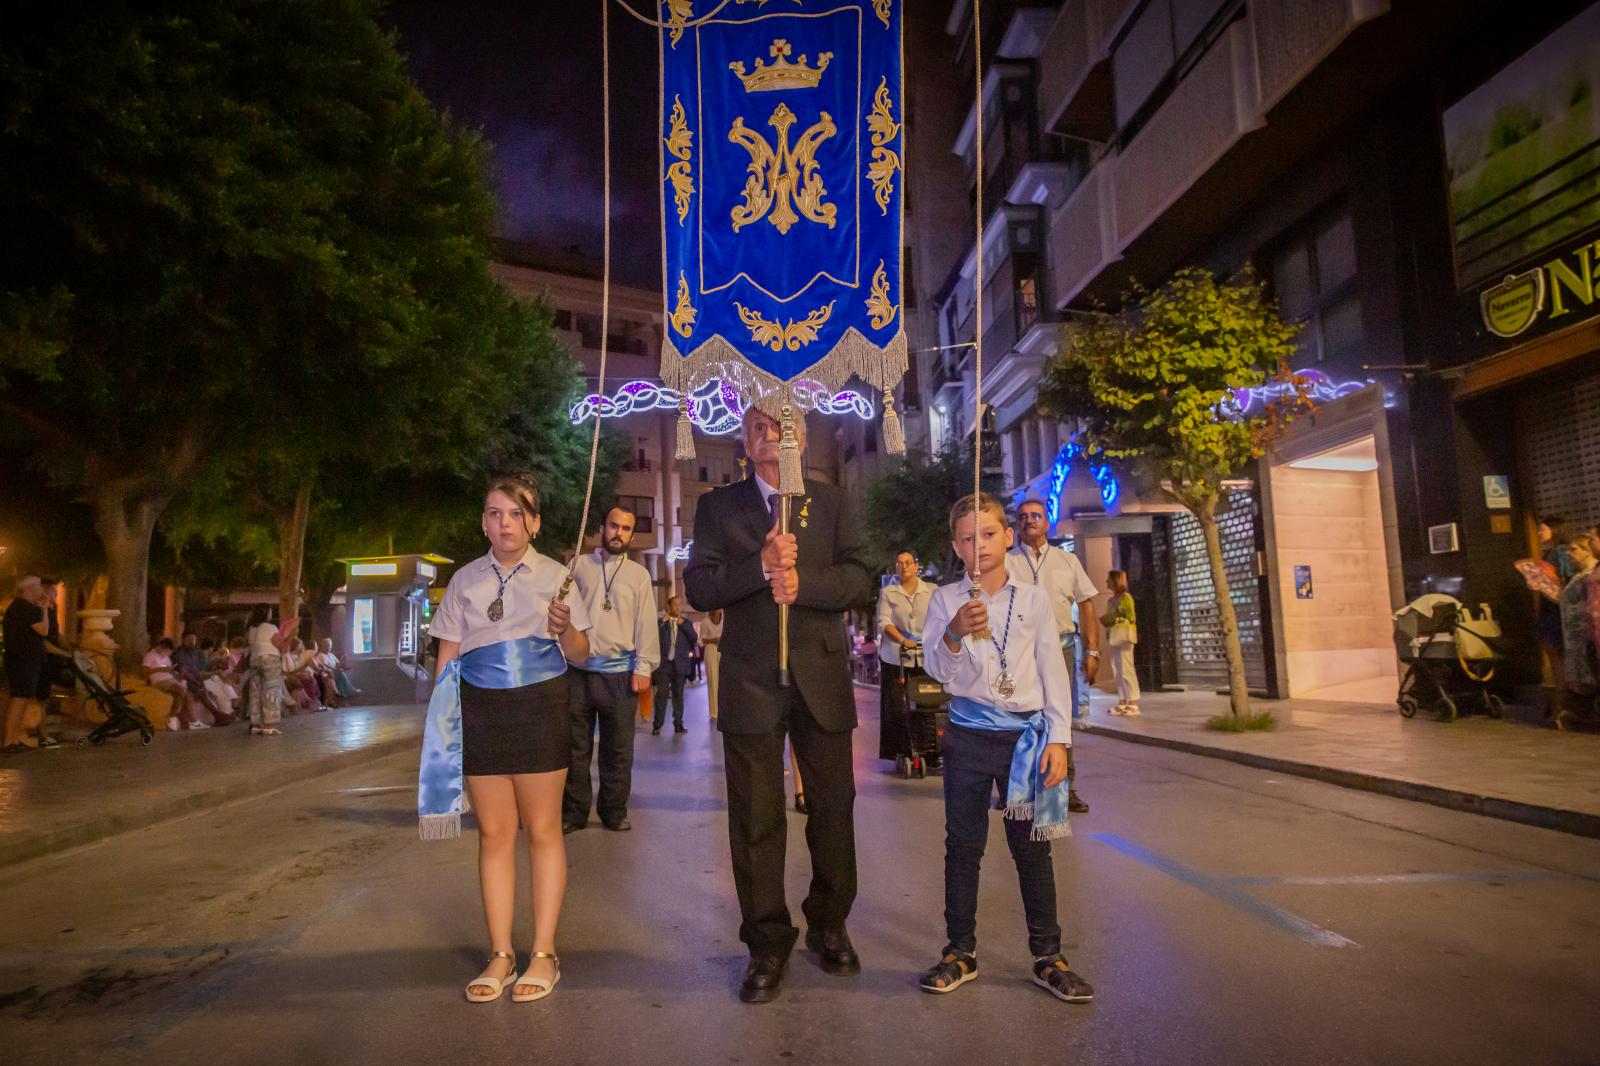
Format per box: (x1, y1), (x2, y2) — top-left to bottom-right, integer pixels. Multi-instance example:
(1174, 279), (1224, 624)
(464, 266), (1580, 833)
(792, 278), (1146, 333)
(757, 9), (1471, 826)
(563, 505), (661, 833)
(1006, 499), (1098, 814)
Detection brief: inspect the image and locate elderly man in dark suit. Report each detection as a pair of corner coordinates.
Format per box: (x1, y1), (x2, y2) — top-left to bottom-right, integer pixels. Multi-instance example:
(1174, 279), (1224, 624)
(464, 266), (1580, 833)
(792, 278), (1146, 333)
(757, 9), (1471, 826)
(652, 594), (698, 735)
(684, 405), (872, 1004)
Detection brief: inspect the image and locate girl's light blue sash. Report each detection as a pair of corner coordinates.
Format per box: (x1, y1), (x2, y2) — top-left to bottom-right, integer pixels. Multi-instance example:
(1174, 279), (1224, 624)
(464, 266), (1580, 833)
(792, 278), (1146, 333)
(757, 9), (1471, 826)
(417, 636), (567, 840)
(948, 696), (1072, 841)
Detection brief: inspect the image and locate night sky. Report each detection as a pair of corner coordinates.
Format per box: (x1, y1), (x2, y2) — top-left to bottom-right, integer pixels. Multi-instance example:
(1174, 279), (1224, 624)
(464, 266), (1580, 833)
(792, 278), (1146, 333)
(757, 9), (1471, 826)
(383, 1), (661, 285)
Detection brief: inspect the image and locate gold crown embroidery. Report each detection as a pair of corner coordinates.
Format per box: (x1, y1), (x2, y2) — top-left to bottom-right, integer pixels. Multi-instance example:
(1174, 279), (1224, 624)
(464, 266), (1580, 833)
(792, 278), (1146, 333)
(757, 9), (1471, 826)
(728, 39), (831, 93)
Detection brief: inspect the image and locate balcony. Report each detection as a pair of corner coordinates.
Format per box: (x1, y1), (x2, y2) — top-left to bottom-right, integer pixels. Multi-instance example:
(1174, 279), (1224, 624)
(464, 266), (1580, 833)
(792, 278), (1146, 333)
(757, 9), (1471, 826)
(1112, 18), (1262, 250)
(1047, 160), (1119, 308)
(1252, 0), (1391, 114)
(1037, 0), (1134, 142)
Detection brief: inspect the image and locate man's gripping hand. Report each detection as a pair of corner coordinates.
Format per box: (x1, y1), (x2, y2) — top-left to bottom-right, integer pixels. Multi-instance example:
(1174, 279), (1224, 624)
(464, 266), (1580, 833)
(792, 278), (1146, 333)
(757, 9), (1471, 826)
(761, 510), (798, 574)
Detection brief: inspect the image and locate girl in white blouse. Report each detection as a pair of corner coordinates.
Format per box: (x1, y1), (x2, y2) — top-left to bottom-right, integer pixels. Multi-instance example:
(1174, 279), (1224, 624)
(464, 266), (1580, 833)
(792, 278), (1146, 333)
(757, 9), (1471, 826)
(426, 473), (590, 1004)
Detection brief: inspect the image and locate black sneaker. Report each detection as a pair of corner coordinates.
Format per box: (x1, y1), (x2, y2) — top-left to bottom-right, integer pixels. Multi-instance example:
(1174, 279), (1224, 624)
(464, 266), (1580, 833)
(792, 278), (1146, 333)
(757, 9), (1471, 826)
(561, 821), (584, 835)
(1032, 955), (1093, 1003)
(674, 724), (687, 734)
(1068, 790), (1089, 814)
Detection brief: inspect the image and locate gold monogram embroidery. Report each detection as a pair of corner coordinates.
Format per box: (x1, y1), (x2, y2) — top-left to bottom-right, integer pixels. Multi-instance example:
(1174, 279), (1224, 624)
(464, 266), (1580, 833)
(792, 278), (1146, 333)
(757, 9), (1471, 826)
(866, 77), (900, 214)
(668, 273), (697, 338)
(664, 95), (694, 225)
(866, 260), (897, 329)
(733, 301), (835, 350)
(729, 103), (837, 235)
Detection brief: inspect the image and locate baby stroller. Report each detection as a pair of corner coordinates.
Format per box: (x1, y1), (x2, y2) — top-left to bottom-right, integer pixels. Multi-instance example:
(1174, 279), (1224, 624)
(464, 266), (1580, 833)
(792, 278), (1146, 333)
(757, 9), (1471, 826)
(68, 648), (154, 747)
(895, 643), (949, 779)
(1394, 595), (1504, 722)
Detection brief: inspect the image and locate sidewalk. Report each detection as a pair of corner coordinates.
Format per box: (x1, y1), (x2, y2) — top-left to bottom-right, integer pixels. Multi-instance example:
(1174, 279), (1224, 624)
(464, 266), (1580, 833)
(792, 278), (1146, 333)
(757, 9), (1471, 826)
(1077, 690), (1600, 837)
(0, 703), (424, 867)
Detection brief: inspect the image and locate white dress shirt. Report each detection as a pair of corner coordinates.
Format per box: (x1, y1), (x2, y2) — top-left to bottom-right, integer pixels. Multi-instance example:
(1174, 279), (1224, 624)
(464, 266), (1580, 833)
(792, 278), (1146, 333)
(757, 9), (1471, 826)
(922, 575), (1075, 744)
(698, 615), (724, 642)
(570, 548), (659, 677)
(1006, 542), (1098, 636)
(876, 577), (933, 667)
(430, 547), (592, 657)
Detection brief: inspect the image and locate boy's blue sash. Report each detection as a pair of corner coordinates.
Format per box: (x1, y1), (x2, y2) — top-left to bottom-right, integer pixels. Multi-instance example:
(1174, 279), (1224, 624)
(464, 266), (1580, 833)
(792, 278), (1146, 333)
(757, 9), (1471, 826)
(580, 652), (636, 674)
(417, 636), (567, 840)
(948, 696), (1072, 841)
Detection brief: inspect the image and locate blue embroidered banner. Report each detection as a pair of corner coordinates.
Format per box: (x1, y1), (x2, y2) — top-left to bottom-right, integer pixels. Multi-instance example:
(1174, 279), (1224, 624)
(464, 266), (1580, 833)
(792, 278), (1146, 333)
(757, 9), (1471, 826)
(657, 0), (905, 429)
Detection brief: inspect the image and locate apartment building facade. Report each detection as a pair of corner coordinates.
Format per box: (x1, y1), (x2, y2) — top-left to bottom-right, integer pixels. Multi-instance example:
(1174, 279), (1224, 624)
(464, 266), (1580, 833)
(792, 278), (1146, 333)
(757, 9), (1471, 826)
(912, 0), (1600, 703)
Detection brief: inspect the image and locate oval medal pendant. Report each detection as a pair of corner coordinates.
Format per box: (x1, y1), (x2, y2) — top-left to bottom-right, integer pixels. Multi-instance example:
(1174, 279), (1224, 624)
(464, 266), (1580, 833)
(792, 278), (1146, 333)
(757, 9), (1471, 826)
(603, 599), (613, 612)
(995, 671), (1016, 700)
(487, 597), (504, 622)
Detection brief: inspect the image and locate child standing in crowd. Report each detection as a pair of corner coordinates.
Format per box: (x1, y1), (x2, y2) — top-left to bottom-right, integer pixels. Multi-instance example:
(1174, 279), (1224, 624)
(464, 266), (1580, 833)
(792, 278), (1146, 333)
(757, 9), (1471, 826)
(1101, 570), (1140, 715)
(918, 493), (1093, 1004)
(422, 472), (590, 1004)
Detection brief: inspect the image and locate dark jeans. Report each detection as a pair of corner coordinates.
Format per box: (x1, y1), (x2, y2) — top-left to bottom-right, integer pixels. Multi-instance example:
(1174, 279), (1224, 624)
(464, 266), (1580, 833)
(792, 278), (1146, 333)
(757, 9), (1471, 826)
(564, 668), (637, 826)
(942, 722), (1061, 957)
(652, 666), (686, 729)
(723, 686), (857, 957)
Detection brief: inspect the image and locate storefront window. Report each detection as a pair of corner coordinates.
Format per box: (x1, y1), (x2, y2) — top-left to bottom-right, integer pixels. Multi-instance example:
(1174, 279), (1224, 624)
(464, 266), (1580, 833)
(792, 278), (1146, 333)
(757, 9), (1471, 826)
(352, 598), (374, 655)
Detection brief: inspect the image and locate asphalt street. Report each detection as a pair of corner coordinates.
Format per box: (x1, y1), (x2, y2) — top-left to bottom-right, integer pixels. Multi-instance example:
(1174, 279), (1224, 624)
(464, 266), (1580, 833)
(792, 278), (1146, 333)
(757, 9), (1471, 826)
(3, 686), (1598, 1066)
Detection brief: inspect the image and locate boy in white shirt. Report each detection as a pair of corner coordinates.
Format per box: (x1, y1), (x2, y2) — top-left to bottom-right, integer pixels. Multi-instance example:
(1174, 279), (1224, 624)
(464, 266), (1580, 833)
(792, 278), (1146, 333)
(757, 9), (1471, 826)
(919, 493), (1093, 1003)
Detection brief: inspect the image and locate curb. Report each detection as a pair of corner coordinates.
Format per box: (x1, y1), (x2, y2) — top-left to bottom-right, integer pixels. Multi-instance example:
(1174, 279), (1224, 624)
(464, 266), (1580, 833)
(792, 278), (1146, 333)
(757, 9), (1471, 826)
(0, 731), (420, 868)
(1077, 721), (1600, 840)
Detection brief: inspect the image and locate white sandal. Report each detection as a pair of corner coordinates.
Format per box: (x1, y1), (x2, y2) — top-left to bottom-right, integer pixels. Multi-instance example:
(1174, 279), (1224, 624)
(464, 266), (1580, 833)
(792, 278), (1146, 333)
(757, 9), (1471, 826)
(512, 950), (561, 1002)
(465, 950), (519, 1003)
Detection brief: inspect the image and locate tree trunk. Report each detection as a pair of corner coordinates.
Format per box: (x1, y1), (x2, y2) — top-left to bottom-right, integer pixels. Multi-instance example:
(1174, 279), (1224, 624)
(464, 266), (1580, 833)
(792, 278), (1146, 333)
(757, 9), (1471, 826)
(93, 491), (166, 671)
(1195, 499), (1251, 717)
(275, 482), (313, 626)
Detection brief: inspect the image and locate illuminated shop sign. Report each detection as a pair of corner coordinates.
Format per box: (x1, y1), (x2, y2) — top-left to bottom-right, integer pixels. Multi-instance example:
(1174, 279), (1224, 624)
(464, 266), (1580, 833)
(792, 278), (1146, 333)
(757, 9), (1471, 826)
(1476, 236), (1600, 340)
(569, 378), (875, 432)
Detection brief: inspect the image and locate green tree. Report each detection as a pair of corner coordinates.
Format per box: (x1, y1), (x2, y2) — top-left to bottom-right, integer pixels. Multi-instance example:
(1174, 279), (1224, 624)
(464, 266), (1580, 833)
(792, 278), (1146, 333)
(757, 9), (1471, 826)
(0, 1), (545, 661)
(1037, 267), (1310, 717)
(865, 443), (1006, 581)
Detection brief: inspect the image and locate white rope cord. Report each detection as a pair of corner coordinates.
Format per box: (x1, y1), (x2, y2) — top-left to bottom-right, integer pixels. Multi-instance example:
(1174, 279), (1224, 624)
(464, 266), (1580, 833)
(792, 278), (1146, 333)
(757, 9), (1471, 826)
(566, 0), (614, 579)
(611, 0), (735, 31)
(971, 0), (986, 540)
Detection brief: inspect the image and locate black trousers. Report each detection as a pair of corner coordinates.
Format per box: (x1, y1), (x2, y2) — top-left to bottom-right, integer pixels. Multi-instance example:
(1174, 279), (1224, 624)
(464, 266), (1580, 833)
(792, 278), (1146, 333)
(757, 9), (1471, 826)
(942, 723), (1061, 957)
(563, 669), (637, 826)
(722, 686), (857, 958)
(652, 666), (686, 729)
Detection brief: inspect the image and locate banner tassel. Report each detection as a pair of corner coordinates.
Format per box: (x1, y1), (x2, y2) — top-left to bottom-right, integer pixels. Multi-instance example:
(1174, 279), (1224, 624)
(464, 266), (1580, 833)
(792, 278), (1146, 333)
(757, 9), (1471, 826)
(675, 396), (696, 461)
(882, 390), (905, 454)
(778, 404), (804, 496)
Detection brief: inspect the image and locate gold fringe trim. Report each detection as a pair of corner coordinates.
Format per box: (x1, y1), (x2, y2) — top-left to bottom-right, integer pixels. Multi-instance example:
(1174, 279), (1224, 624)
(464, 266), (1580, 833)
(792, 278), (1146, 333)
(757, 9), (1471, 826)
(660, 327), (907, 420)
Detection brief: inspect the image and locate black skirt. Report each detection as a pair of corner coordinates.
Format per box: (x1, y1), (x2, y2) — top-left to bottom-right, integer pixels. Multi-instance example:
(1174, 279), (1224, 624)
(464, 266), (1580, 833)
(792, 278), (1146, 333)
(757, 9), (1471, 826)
(461, 672), (571, 776)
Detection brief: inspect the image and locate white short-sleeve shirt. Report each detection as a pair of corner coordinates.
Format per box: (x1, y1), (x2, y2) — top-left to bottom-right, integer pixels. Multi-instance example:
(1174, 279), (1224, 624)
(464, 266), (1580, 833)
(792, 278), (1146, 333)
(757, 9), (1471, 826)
(1006, 543), (1098, 636)
(430, 547), (592, 657)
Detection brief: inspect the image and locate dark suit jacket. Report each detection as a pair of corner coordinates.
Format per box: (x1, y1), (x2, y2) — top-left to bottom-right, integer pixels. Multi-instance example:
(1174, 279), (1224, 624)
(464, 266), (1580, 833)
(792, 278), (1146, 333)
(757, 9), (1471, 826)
(655, 617), (698, 676)
(683, 477), (871, 734)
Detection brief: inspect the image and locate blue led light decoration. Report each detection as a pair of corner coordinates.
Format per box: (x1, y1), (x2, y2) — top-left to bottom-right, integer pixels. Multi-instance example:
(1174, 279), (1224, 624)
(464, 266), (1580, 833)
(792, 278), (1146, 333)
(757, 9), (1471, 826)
(570, 377), (874, 432)
(1043, 439), (1120, 525)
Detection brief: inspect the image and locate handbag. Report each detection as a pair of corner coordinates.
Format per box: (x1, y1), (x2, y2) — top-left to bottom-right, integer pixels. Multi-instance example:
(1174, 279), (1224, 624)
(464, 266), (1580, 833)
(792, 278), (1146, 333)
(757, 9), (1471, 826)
(1107, 622), (1137, 648)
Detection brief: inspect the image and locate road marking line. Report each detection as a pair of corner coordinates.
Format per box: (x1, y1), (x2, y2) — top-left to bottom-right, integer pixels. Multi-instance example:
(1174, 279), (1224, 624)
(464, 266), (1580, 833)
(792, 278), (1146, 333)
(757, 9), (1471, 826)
(1225, 872), (1554, 886)
(1087, 832), (1359, 949)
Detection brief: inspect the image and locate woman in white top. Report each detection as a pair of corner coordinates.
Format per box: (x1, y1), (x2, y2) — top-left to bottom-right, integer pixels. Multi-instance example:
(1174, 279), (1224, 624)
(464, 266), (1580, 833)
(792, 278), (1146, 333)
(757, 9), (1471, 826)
(876, 549), (934, 761)
(244, 606), (292, 736)
(426, 472), (591, 1005)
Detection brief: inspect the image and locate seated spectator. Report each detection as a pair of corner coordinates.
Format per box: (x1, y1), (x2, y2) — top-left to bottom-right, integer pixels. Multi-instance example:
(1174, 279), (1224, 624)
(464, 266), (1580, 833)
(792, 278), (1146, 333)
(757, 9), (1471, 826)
(144, 637), (204, 730)
(173, 631), (232, 725)
(318, 638), (360, 699)
(310, 638), (346, 708)
(283, 637), (325, 713)
(198, 637), (241, 722)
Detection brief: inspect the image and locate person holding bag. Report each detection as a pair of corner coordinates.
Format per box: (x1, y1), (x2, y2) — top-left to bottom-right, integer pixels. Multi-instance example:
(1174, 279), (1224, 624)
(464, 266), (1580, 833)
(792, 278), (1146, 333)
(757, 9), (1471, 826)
(1101, 570), (1139, 716)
